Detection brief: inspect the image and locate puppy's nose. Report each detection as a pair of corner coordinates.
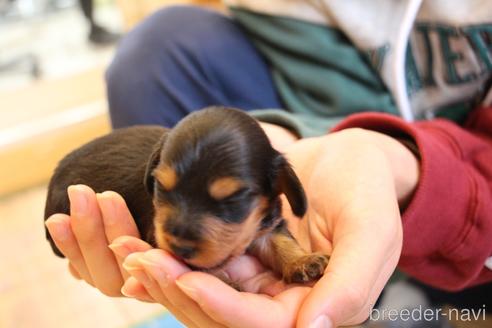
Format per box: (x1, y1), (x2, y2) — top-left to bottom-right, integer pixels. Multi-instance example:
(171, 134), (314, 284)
(169, 243), (197, 260)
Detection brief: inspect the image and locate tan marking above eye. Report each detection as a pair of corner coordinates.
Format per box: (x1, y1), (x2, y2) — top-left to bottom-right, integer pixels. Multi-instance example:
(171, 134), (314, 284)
(208, 177), (244, 200)
(154, 164), (178, 190)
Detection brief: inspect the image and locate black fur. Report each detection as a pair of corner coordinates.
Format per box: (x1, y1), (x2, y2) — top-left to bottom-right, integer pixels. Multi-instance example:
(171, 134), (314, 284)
(44, 126), (168, 256)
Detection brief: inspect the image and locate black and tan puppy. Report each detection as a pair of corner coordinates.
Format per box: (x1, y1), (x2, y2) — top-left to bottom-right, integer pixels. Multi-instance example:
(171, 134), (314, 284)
(45, 107), (329, 284)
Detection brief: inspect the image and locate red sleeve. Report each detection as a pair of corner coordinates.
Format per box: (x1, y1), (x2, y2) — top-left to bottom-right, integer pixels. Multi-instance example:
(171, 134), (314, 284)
(332, 107), (492, 291)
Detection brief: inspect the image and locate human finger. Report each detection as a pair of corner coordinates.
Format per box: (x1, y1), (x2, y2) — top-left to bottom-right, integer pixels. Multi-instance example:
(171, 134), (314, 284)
(137, 249), (226, 328)
(109, 235), (153, 257)
(68, 262), (82, 280)
(297, 227), (402, 327)
(124, 252), (209, 328)
(96, 191), (140, 242)
(45, 213), (94, 285)
(109, 235), (153, 279)
(176, 271), (310, 328)
(97, 191), (141, 280)
(68, 185), (123, 296)
(121, 276), (155, 303)
(122, 277), (199, 328)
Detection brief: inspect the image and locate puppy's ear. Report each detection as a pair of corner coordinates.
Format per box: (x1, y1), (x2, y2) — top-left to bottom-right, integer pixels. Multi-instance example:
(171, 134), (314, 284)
(273, 155), (307, 218)
(144, 135), (166, 195)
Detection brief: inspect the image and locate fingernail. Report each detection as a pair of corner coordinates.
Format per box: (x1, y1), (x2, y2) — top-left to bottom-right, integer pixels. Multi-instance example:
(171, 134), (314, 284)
(176, 280), (200, 303)
(309, 315), (332, 328)
(121, 283), (134, 297)
(139, 258), (170, 288)
(67, 185), (88, 216)
(122, 262), (140, 272)
(108, 242), (129, 258)
(45, 216), (69, 241)
(97, 191), (117, 225)
(124, 266), (153, 288)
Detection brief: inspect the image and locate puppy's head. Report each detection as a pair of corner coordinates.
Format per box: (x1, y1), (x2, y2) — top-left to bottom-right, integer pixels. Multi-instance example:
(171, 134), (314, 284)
(144, 107), (306, 269)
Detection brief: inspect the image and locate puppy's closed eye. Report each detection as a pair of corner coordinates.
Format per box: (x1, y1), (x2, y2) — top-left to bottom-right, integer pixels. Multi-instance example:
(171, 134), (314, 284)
(214, 189), (258, 224)
(219, 187), (256, 205)
(208, 177), (244, 200)
(169, 243), (197, 260)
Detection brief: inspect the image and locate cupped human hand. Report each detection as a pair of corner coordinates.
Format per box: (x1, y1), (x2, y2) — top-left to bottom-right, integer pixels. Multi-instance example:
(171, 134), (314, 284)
(120, 128), (419, 328)
(44, 185), (153, 297)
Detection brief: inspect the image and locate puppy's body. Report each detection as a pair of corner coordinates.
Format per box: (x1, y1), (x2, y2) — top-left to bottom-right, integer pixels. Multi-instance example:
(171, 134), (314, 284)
(45, 107), (329, 284)
(44, 126), (167, 255)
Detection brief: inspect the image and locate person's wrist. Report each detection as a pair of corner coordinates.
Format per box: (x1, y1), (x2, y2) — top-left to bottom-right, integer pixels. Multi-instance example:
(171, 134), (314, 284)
(369, 131), (420, 210)
(319, 128), (420, 210)
(259, 122), (299, 152)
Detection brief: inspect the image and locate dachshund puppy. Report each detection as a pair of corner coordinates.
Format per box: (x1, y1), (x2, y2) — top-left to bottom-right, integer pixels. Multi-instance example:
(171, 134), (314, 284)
(45, 107), (329, 284)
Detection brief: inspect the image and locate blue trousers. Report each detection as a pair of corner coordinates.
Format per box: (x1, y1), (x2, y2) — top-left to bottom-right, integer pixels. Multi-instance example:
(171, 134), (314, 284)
(106, 6), (281, 128)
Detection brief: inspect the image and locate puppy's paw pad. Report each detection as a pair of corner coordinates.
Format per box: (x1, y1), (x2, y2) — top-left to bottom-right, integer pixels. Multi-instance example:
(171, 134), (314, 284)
(284, 253), (329, 284)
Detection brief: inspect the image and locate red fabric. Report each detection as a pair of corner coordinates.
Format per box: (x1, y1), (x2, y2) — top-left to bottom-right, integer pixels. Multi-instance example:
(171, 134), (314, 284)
(332, 107), (492, 291)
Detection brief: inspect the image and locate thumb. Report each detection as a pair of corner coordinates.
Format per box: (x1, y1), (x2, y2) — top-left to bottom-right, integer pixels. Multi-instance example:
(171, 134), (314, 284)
(109, 235), (153, 259)
(297, 230), (401, 327)
(176, 272), (310, 328)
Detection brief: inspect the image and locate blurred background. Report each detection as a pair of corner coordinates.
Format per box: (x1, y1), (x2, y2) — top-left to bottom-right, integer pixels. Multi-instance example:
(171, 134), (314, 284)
(0, 1), (218, 327)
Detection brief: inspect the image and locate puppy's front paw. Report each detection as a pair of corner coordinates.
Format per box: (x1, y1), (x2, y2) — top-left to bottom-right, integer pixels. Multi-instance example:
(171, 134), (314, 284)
(284, 253), (329, 284)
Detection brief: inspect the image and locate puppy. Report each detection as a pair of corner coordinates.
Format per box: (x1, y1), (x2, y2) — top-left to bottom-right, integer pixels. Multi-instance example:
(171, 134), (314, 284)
(45, 107), (329, 284)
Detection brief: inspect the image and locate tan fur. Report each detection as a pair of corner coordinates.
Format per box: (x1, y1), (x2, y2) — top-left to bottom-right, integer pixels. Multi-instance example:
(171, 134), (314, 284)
(187, 197), (267, 269)
(153, 203), (175, 249)
(249, 230), (329, 283)
(250, 233), (306, 274)
(154, 165), (178, 190)
(156, 231), (196, 254)
(208, 177), (244, 200)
